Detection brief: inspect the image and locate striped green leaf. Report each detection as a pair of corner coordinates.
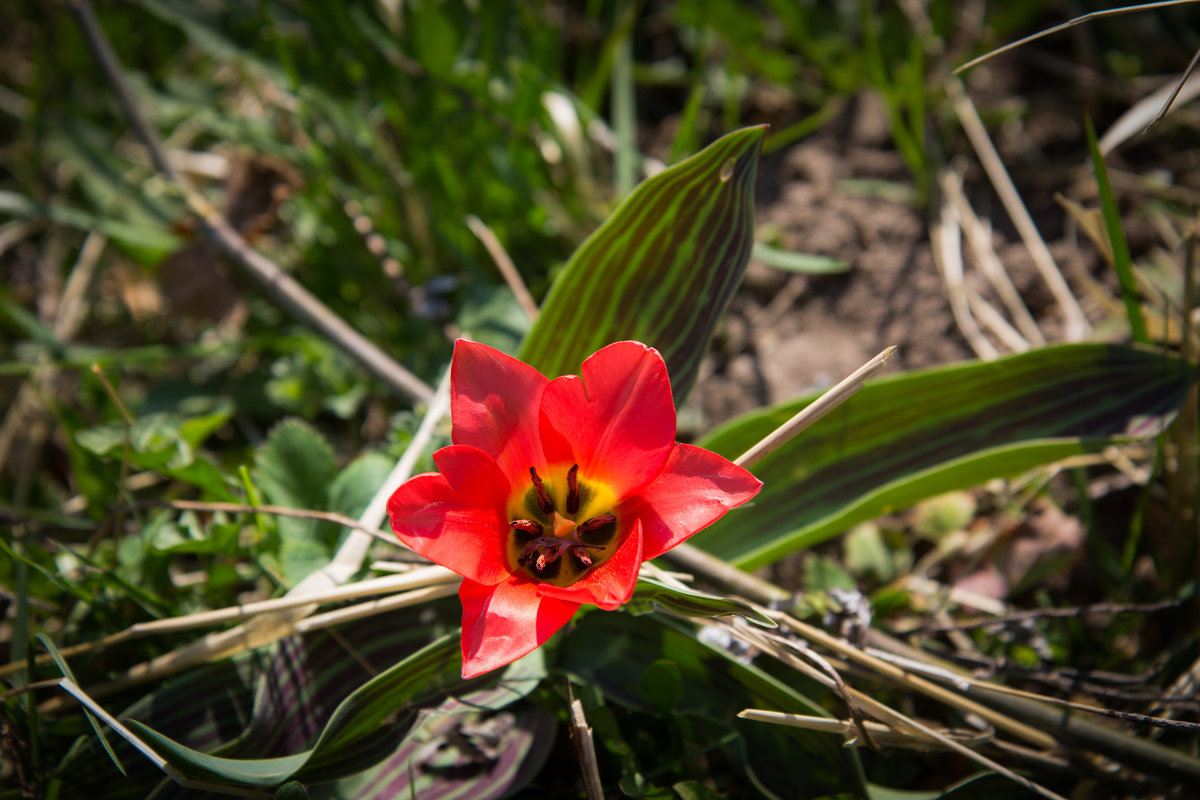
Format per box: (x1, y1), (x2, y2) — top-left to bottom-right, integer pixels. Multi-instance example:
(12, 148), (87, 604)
(62, 606), (544, 798)
(692, 344), (1194, 568)
(120, 632), (543, 791)
(519, 126), (764, 400)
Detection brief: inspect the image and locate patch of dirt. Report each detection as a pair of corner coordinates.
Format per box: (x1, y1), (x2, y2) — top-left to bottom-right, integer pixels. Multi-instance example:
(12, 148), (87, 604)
(689, 90), (1105, 427)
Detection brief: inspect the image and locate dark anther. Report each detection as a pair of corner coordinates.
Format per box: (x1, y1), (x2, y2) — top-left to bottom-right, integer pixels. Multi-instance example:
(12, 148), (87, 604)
(566, 464), (580, 515)
(576, 513), (616, 534)
(528, 466), (555, 514)
(518, 536), (605, 572)
(509, 519), (543, 536)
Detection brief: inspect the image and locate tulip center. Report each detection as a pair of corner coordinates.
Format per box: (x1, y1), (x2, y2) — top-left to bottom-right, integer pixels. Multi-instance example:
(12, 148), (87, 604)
(506, 464), (620, 587)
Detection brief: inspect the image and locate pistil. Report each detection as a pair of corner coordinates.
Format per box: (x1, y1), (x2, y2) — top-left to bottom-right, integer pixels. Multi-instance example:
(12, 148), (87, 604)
(508, 464), (617, 581)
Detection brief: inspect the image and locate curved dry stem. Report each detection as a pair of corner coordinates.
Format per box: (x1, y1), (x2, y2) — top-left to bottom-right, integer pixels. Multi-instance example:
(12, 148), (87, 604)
(70, 0), (433, 404)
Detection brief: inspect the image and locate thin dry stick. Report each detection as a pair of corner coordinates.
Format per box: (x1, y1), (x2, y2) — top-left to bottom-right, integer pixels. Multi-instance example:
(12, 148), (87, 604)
(866, 630), (1200, 786)
(734, 345), (896, 470)
(964, 285), (1031, 353)
(953, 1), (1200, 76)
(947, 78), (1090, 340)
(1150, 44), (1200, 128)
(165, 500), (396, 545)
(70, 0), (433, 404)
(0, 232), (106, 471)
(466, 214), (540, 321)
(567, 685), (604, 800)
(738, 710), (991, 752)
(773, 615), (1056, 751)
(876, 653), (1200, 732)
(661, 346), (897, 603)
(932, 170), (999, 359)
(944, 169), (1045, 344)
(903, 598), (1183, 634)
(6, 567), (456, 681)
(730, 622), (1066, 800)
(292, 583), (459, 633)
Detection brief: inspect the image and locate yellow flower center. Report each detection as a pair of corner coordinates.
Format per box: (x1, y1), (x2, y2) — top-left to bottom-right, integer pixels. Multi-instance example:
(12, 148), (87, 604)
(506, 465), (620, 587)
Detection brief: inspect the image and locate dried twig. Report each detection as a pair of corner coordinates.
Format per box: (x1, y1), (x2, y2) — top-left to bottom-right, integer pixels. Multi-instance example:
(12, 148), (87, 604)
(662, 346), (898, 603)
(732, 345), (897, 470)
(70, 0), (433, 404)
(567, 684), (604, 800)
(932, 169), (999, 359)
(953, 1), (1200, 76)
(467, 214), (540, 321)
(901, 598), (1184, 634)
(947, 78), (1090, 340)
(738, 710), (991, 752)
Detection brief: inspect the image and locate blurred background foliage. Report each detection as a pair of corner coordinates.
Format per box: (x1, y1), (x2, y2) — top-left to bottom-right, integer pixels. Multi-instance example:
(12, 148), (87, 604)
(3, 0), (1200, 797)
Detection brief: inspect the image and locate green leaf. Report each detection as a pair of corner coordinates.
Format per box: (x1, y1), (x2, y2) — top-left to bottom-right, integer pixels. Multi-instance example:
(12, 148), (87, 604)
(115, 632), (539, 791)
(1085, 116), (1148, 344)
(519, 127), (765, 400)
(694, 343), (1194, 568)
(254, 419), (338, 511)
(642, 659), (684, 715)
(35, 634), (125, 776)
(275, 781), (311, 800)
(751, 242), (849, 274)
(327, 451), (392, 523)
(673, 780), (728, 800)
(126, 721), (310, 789)
(629, 575), (776, 627)
(254, 419), (339, 585)
(0, 190), (180, 254)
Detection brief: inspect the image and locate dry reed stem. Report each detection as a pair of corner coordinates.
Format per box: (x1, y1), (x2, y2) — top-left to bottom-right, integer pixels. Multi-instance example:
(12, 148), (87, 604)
(772, 615), (1057, 750)
(292, 583), (461, 633)
(466, 214), (540, 320)
(943, 169), (1045, 344)
(71, 0), (433, 404)
(1, 567), (459, 681)
(947, 78), (1091, 340)
(567, 685), (604, 800)
(34, 374), (451, 709)
(732, 345), (897, 470)
(727, 621), (1068, 800)
(953, 1), (1200, 77)
(660, 346), (898, 602)
(738, 709), (991, 751)
(0, 231), (106, 481)
(932, 169), (999, 359)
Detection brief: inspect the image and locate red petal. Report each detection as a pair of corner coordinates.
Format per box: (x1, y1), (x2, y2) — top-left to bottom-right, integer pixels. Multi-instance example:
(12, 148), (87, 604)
(621, 443), (762, 561)
(459, 577), (580, 678)
(387, 445), (513, 586)
(539, 342), (676, 497)
(536, 518), (644, 610)
(451, 339), (549, 480)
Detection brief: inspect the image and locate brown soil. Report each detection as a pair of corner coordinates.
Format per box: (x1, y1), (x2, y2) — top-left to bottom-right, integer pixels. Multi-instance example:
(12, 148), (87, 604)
(688, 90), (1108, 428)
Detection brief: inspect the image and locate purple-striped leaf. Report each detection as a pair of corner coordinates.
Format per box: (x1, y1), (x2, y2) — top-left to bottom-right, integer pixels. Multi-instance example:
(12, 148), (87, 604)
(519, 126), (764, 401)
(693, 343), (1195, 568)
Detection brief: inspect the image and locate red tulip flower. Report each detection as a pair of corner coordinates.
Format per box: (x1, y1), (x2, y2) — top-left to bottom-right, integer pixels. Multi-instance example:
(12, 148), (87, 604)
(388, 340), (762, 678)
